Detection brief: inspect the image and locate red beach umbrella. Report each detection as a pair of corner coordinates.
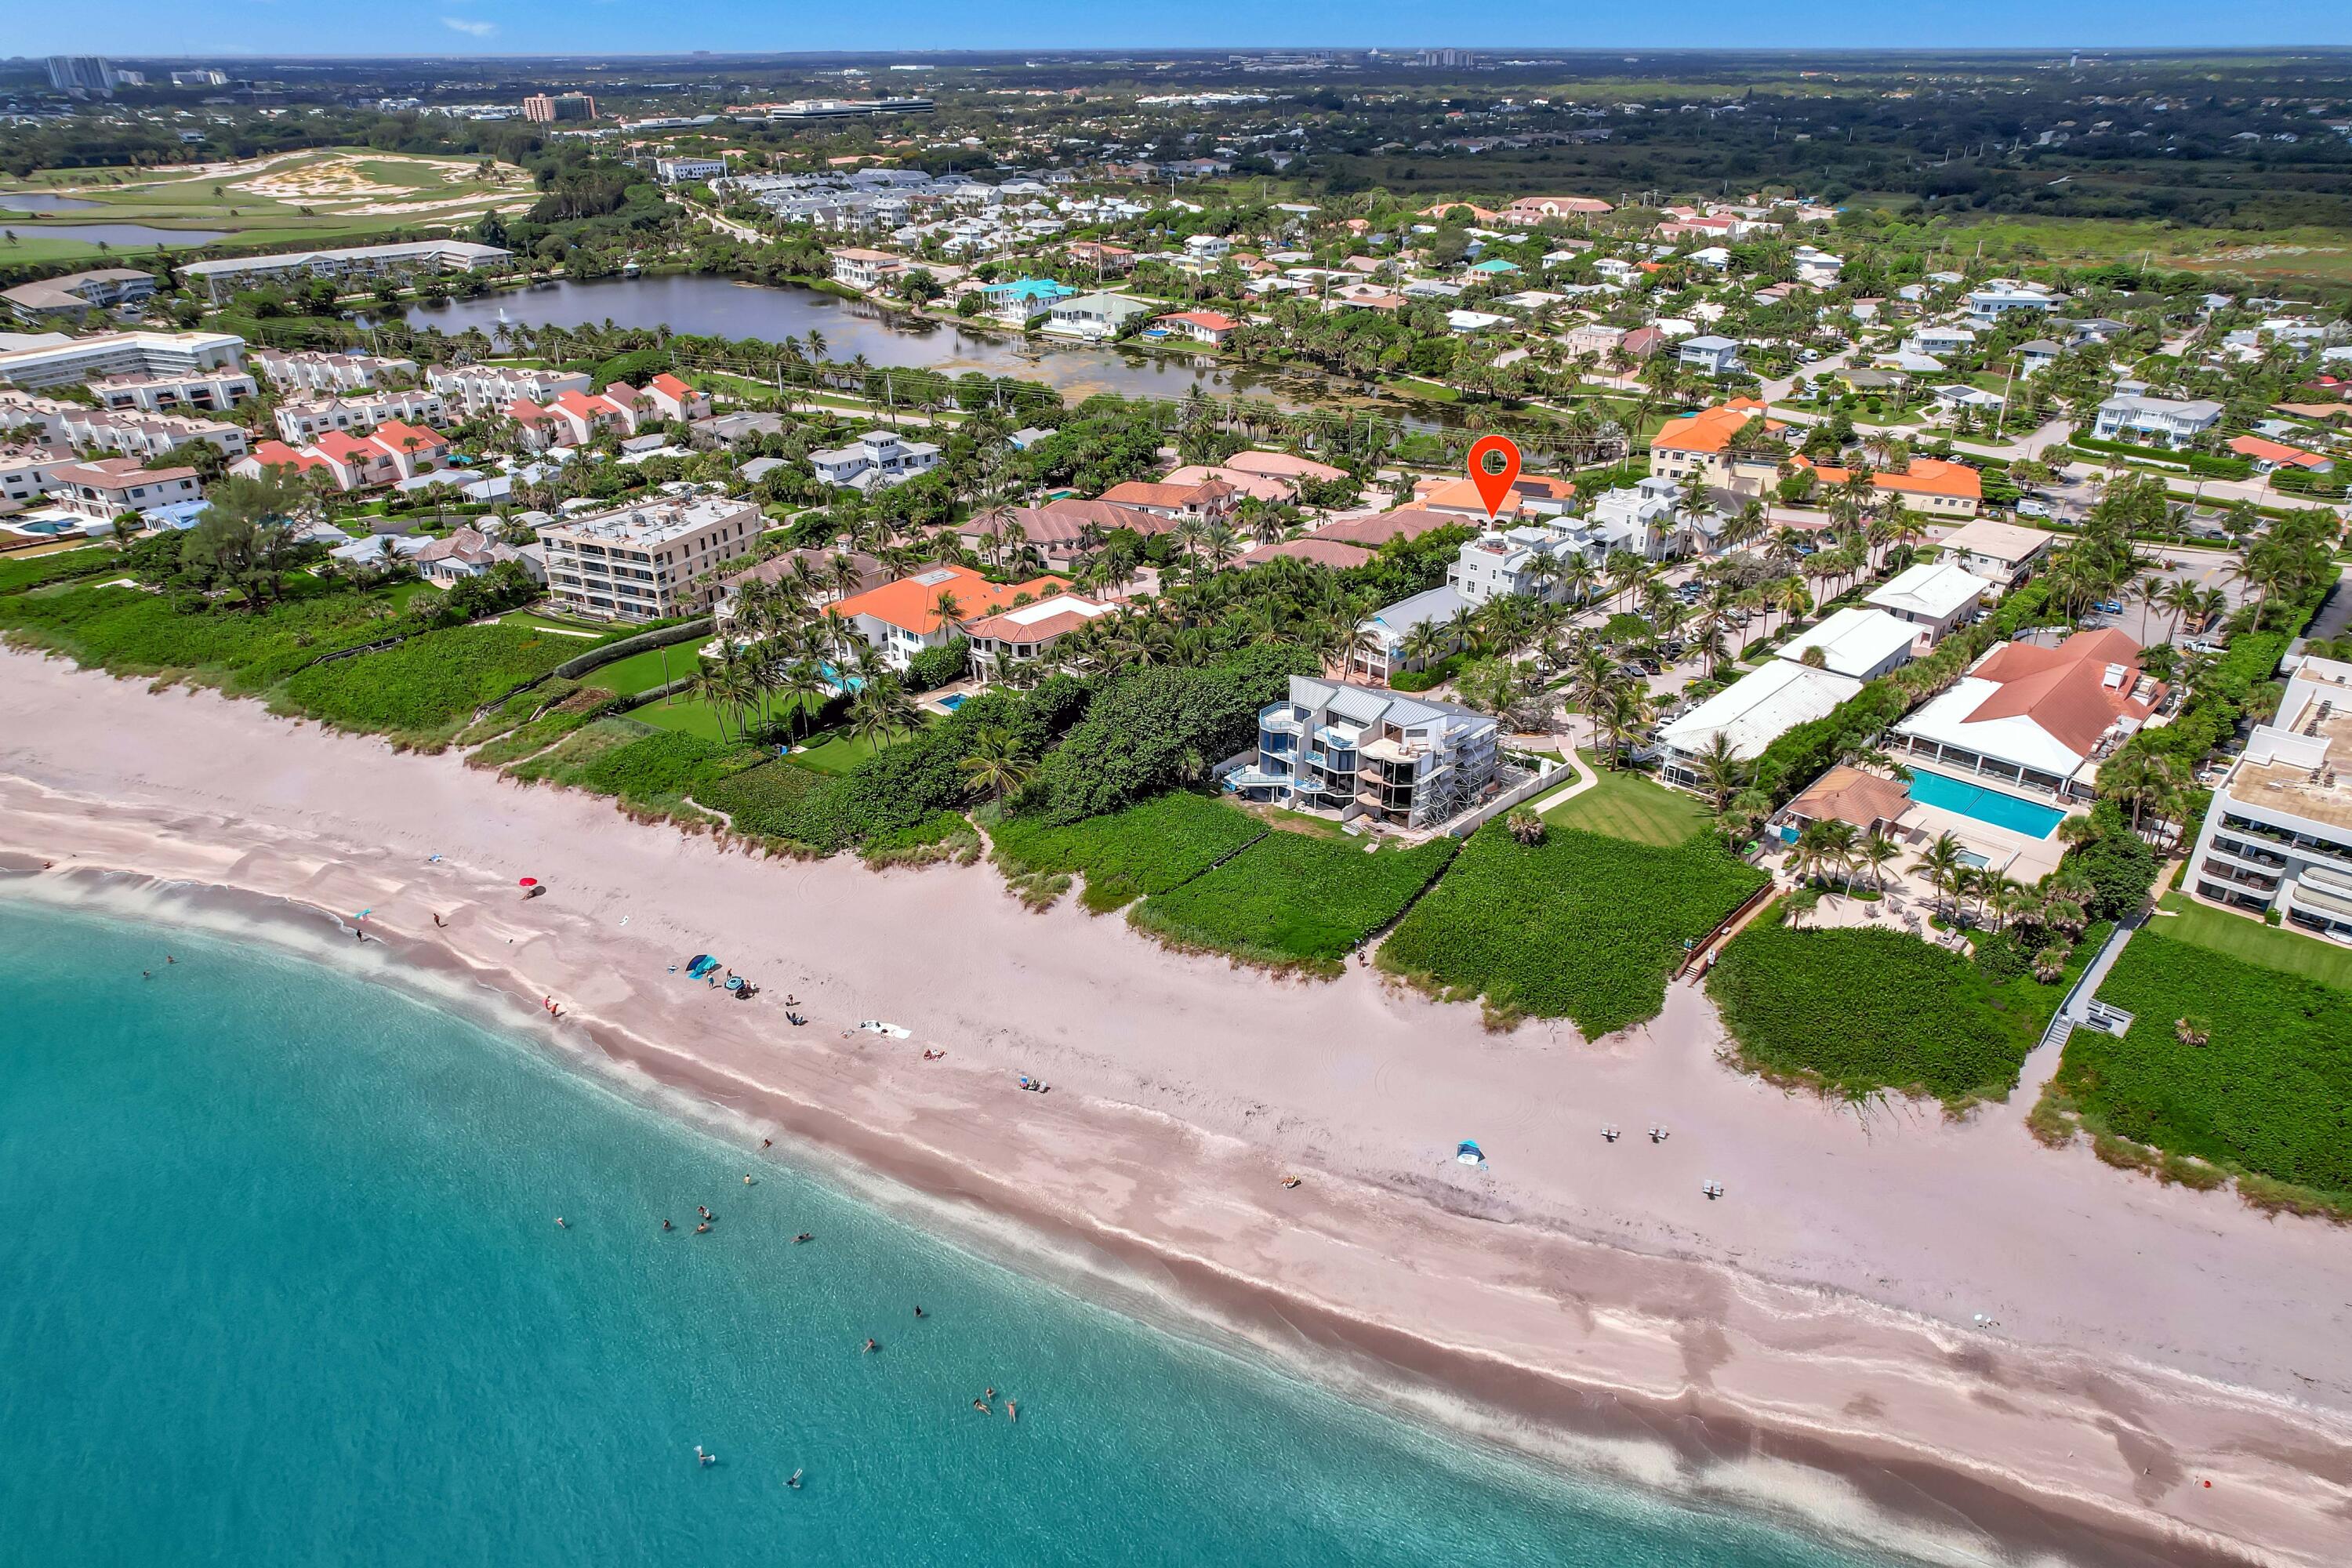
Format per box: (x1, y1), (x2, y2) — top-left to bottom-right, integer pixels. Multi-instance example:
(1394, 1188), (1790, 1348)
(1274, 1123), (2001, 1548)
(518, 877), (539, 887)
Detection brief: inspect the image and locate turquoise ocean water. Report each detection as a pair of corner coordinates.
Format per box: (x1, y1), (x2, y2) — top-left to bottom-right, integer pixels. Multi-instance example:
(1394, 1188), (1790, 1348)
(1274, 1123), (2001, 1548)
(0, 899), (1909, 1568)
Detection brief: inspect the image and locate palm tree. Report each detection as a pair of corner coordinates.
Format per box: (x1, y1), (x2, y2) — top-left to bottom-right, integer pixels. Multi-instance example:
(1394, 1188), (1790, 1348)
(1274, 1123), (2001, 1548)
(1690, 732), (1749, 814)
(958, 725), (1035, 803)
(1911, 831), (1969, 921)
(1858, 829), (1900, 894)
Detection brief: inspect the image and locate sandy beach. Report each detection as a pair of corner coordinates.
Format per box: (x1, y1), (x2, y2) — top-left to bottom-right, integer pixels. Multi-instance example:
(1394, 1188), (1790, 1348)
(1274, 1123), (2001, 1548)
(5, 648), (2350, 1567)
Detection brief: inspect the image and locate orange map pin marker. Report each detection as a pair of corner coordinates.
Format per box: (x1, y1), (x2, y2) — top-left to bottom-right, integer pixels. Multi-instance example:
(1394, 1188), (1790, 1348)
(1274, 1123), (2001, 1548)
(1466, 434), (1523, 521)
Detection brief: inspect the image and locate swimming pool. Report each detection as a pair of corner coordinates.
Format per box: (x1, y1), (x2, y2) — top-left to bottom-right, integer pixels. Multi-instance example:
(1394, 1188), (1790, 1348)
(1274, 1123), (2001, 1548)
(936, 692), (967, 712)
(1906, 768), (2068, 839)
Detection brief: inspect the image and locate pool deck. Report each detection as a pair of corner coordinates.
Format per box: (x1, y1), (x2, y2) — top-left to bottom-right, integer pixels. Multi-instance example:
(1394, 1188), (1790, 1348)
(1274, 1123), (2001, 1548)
(1900, 760), (2080, 883)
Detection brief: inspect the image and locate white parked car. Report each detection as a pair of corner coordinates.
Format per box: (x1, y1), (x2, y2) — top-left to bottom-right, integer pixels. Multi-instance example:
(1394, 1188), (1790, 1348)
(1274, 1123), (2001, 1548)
(2015, 498), (2053, 518)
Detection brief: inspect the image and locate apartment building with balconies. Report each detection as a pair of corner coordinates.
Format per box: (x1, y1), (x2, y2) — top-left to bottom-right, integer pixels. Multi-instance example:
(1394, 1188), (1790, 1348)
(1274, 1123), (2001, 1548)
(2185, 654), (2352, 938)
(533, 496), (760, 622)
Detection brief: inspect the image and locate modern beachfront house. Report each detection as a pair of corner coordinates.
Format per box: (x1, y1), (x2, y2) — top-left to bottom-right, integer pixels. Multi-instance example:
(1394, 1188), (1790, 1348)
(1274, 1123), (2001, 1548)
(2183, 653), (2352, 938)
(1231, 677), (1499, 830)
(1891, 628), (2165, 801)
(1658, 661), (1861, 789)
(808, 432), (942, 492)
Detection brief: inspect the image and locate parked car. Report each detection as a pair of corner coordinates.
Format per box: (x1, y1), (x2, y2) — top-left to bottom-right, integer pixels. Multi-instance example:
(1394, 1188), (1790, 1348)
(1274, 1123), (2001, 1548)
(2016, 498), (2054, 518)
(2094, 599), (2124, 615)
(2183, 637), (2231, 656)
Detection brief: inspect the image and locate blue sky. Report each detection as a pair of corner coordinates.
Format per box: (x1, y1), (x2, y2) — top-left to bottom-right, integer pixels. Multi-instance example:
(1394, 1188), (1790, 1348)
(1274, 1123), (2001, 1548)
(20, 2), (2352, 57)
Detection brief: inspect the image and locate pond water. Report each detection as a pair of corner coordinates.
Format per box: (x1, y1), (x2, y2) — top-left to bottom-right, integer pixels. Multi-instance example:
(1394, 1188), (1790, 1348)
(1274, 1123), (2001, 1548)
(405, 274), (1360, 415)
(3, 222), (229, 248)
(0, 193), (103, 213)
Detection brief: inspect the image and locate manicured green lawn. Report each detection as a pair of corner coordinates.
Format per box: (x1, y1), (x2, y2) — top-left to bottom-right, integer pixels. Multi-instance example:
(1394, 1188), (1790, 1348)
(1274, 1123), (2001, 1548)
(499, 609), (611, 639)
(581, 642), (702, 696)
(1544, 752), (1713, 847)
(2152, 893), (2352, 989)
(631, 693), (735, 742)
(783, 728), (889, 775)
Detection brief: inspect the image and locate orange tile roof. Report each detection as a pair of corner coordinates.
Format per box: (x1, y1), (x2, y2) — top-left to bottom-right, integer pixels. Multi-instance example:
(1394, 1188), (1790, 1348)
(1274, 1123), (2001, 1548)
(648, 373), (693, 399)
(2228, 434), (2329, 468)
(1416, 474), (1576, 517)
(1795, 455), (1981, 500)
(831, 564), (1069, 636)
(1653, 401), (1785, 455)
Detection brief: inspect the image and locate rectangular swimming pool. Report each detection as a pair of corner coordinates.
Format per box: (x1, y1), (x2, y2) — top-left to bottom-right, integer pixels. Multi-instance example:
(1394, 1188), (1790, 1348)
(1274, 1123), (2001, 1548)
(1906, 768), (2068, 839)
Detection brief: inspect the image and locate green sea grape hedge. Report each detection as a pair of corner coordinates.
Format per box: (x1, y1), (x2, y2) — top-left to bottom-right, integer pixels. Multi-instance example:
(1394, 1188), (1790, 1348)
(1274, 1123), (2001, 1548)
(0, 546), (120, 596)
(568, 728), (766, 815)
(695, 678), (1091, 853)
(1131, 830), (1457, 972)
(990, 793), (1267, 913)
(0, 579), (409, 691)
(2056, 931), (2352, 1202)
(1379, 822), (1768, 1034)
(1706, 909), (2102, 1105)
(1022, 643), (1319, 824)
(278, 623), (576, 744)
(699, 757), (829, 837)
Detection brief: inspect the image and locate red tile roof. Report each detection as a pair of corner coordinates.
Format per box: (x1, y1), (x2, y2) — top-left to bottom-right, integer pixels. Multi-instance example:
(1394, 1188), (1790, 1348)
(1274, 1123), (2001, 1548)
(1965, 629), (2163, 758)
(1236, 538), (1375, 568)
(1316, 507), (1464, 546)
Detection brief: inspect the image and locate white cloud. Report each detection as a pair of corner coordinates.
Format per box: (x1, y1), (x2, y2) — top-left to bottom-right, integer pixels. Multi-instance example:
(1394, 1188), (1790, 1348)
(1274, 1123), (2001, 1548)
(441, 16), (497, 35)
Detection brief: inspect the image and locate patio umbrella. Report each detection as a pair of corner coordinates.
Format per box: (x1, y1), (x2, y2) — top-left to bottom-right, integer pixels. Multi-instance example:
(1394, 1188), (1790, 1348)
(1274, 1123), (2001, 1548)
(517, 877), (538, 887)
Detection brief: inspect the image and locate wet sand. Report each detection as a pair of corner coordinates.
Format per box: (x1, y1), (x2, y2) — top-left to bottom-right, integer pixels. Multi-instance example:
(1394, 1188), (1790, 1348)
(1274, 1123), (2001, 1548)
(4, 650), (2350, 1566)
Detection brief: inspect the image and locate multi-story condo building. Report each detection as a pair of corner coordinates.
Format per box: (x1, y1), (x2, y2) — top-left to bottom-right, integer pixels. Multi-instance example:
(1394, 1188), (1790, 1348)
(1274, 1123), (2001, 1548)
(180, 241), (511, 305)
(535, 497), (762, 622)
(426, 362), (593, 415)
(0, 330), (245, 390)
(274, 389), (448, 442)
(522, 93), (598, 122)
(1, 267), (158, 326)
(251, 348), (421, 393)
(1232, 677), (1499, 831)
(2185, 654), (2352, 938)
(58, 406), (249, 461)
(89, 368), (256, 413)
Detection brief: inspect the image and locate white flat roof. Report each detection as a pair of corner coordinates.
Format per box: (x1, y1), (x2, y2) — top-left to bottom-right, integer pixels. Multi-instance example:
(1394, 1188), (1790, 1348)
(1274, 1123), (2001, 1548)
(1661, 660), (1861, 762)
(1869, 558), (1993, 620)
(1773, 607), (1918, 678)
(994, 594), (1113, 628)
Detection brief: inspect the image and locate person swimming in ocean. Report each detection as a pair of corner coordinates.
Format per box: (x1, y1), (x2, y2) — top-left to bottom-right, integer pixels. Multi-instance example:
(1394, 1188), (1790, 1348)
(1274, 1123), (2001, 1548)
(662, 1219), (673, 1231)
(913, 1305), (925, 1319)
(695, 1221), (710, 1234)
(863, 1338), (879, 1354)
(794, 1232), (814, 1244)
(698, 1206), (711, 1221)
(971, 1399), (991, 1414)
(554, 1218), (566, 1229)
(786, 1469), (802, 1490)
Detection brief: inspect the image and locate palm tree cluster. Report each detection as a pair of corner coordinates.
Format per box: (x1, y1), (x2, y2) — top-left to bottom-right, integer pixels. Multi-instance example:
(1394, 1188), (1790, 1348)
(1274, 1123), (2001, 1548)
(691, 567), (919, 748)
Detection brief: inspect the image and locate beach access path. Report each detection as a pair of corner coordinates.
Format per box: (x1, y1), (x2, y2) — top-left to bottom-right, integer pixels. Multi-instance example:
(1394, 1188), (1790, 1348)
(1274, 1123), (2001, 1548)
(2, 649), (2349, 1568)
